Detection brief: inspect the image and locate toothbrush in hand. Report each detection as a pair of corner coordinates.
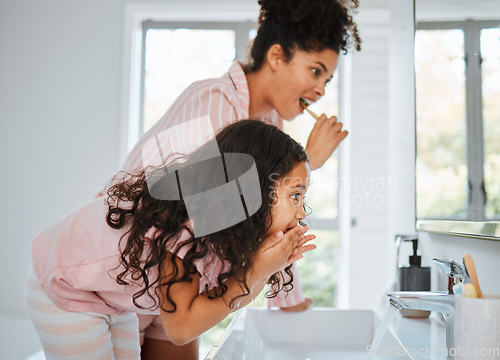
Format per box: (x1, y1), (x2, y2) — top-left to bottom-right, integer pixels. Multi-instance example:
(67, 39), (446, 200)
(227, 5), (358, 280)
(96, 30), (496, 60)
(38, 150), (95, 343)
(300, 98), (319, 120)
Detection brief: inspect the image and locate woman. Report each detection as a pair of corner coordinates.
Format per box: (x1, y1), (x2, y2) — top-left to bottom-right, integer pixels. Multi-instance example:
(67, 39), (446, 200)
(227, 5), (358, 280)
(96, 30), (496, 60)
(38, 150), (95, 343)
(102, 0), (361, 358)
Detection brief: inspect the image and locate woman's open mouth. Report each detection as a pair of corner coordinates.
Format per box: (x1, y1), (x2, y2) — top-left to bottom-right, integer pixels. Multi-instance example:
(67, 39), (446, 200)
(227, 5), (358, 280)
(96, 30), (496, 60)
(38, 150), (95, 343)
(299, 97), (312, 108)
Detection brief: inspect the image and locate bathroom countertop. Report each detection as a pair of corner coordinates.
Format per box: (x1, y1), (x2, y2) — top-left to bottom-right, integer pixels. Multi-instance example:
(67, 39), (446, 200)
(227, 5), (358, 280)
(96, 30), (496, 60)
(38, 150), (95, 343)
(387, 312), (448, 360)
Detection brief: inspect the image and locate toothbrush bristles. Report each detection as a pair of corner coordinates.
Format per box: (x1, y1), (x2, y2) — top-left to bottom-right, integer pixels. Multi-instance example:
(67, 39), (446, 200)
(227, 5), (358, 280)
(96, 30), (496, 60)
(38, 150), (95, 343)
(300, 98), (319, 120)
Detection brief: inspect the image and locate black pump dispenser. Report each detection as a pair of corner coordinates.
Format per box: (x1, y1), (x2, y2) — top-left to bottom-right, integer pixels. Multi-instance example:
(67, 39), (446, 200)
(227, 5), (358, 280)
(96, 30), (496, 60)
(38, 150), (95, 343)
(398, 238), (430, 291)
(409, 239), (421, 267)
(396, 236), (431, 318)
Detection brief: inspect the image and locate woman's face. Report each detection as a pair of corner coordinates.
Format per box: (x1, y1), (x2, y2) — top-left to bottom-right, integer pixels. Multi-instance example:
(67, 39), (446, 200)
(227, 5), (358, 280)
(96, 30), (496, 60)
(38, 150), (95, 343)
(269, 47), (338, 120)
(266, 161), (310, 237)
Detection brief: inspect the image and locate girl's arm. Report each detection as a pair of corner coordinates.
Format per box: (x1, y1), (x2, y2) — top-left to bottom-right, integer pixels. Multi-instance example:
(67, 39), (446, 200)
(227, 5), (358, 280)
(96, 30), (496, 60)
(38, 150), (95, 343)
(159, 226), (315, 345)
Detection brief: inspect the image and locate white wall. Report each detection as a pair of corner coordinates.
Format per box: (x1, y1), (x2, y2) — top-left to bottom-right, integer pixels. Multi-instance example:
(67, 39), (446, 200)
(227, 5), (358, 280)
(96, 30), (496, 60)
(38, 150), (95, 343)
(338, 0), (418, 309)
(1, 1), (132, 356)
(1, 0), (125, 317)
(338, 2), (394, 309)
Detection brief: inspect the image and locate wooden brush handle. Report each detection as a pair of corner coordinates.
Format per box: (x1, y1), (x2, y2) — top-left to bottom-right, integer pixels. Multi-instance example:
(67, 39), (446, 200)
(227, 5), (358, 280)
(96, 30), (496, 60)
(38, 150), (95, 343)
(464, 253), (484, 298)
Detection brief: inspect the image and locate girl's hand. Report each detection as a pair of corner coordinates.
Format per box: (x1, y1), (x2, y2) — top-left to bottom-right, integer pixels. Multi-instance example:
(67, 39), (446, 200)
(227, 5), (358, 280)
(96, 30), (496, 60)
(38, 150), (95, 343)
(305, 114), (348, 170)
(251, 226), (316, 281)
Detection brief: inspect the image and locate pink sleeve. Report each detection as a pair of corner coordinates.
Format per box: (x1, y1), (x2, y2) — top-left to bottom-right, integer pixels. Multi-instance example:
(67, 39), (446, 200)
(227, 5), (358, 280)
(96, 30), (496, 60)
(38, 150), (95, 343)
(98, 83), (239, 196)
(266, 263), (306, 308)
(121, 84), (238, 174)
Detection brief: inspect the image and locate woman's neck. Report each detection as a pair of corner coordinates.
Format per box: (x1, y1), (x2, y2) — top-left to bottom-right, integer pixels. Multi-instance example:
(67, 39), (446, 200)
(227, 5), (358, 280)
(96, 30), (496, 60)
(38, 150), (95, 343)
(245, 68), (274, 118)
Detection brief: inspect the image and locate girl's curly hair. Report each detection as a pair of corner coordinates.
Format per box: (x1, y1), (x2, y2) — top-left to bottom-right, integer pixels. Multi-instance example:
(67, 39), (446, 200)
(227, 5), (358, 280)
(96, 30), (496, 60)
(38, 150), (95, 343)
(247, 0), (362, 71)
(106, 120), (309, 311)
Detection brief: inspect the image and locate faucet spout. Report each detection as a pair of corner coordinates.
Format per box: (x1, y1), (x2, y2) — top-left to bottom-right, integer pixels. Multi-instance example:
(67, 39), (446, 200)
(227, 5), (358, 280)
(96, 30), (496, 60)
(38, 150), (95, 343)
(387, 291), (455, 315)
(387, 291), (455, 359)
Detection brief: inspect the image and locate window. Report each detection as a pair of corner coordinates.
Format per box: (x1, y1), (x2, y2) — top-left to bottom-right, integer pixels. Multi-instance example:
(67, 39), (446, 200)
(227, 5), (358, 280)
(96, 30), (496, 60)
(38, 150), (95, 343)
(140, 20), (254, 134)
(481, 27), (500, 219)
(138, 20), (341, 357)
(415, 21), (500, 220)
(282, 77), (340, 307)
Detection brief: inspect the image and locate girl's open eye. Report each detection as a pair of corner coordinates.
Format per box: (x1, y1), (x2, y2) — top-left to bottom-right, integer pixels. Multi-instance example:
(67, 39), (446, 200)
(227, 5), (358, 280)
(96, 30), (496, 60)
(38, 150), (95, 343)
(291, 193), (301, 202)
(312, 68), (321, 77)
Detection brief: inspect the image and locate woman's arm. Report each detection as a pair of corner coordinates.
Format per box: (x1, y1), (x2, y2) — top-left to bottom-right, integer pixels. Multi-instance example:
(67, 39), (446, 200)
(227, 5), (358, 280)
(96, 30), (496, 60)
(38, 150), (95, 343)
(159, 226), (315, 345)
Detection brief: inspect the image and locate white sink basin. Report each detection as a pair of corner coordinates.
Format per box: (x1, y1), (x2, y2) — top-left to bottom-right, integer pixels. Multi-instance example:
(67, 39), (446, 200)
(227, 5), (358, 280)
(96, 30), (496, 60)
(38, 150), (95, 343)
(205, 308), (412, 360)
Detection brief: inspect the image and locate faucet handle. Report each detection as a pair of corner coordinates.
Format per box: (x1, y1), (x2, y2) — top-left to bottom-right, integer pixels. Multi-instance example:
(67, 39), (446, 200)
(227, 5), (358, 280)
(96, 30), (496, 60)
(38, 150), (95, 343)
(432, 258), (468, 294)
(433, 258), (466, 277)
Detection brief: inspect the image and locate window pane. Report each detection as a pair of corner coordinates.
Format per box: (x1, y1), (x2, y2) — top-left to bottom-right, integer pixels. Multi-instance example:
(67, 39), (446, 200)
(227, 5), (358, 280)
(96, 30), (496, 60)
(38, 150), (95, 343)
(283, 74), (340, 307)
(415, 29), (467, 219)
(143, 29), (235, 132)
(295, 229), (338, 307)
(283, 75), (340, 219)
(481, 27), (500, 219)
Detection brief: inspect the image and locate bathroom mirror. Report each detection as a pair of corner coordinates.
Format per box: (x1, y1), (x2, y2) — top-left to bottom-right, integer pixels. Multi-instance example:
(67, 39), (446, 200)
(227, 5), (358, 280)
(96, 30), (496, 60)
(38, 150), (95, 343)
(414, 0), (500, 240)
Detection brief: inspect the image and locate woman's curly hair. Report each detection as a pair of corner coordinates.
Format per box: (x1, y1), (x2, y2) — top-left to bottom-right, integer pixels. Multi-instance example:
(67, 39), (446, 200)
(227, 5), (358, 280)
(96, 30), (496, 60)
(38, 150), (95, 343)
(106, 120), (309, 311)
(247, 0), (362, 71)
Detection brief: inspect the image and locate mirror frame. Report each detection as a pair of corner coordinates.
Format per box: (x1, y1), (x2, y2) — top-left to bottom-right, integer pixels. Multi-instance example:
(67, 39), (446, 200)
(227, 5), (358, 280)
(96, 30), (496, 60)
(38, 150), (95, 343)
(413, 0), (500, 241)
(417, 220), (500, 241)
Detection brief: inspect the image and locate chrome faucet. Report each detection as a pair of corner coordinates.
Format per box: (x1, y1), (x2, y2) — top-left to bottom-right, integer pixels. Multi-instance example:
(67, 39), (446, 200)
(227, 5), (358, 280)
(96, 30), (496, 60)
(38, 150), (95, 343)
(432, 258), (470, 293)
(386, 258), (467, 359)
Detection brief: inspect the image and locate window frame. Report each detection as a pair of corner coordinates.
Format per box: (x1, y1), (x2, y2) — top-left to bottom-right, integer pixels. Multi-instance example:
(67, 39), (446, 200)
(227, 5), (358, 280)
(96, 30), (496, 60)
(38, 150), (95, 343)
(139, 20), (256, 136)
(120, 3), (260, 164)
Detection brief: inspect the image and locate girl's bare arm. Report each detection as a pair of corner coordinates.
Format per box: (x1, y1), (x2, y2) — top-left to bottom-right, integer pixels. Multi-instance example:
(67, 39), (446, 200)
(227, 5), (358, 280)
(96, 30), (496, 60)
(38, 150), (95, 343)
(159, 226), (315, 345)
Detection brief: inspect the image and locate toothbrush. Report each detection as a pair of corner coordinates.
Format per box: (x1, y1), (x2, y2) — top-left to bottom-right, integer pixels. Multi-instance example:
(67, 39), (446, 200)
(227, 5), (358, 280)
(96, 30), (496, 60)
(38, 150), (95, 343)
(300, 98), (319, 120)
(453, 282), (478, 298)
(463, 253), (484, 298)
(453, 282), (465, 296)
(463, 283), (478, 298)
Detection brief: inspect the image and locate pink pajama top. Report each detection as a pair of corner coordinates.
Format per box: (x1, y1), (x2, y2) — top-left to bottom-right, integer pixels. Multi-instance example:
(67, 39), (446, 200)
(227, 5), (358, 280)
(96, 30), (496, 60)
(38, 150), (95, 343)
(101, 62), (304, 308)
(32, 197), (231, 315)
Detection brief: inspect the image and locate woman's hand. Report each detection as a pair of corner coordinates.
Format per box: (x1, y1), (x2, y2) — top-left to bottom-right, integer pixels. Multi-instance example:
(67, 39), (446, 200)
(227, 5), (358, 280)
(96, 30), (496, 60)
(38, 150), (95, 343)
(280, 297), (313, 312)
(305, 114), (348, 170)
(251, 226), (316, 282)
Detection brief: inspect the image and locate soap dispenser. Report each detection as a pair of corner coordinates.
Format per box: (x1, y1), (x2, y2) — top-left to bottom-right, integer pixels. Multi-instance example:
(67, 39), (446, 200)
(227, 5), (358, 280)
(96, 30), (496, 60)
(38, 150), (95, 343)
(396, 236), (431, 318)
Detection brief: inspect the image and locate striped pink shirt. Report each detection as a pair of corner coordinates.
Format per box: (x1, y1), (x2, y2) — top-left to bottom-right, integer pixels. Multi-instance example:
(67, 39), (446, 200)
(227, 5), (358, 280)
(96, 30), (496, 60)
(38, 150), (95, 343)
(109, 62), (304, 308)
(120, 62), (282, 173)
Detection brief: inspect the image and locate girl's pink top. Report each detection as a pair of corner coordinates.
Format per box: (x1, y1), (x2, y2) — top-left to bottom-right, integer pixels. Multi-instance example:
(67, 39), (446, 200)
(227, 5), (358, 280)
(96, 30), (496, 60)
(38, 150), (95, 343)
(32, 197), (231, 315)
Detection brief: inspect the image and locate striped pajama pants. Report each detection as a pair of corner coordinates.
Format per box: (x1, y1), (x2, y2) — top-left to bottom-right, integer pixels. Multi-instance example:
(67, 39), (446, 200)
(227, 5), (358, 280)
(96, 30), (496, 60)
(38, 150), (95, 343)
(24, 265), (141, 360)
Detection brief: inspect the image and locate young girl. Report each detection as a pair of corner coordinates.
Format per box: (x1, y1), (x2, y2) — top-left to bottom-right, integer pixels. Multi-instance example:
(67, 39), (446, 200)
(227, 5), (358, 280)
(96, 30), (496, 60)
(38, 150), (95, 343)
(25, 120), (316, 359)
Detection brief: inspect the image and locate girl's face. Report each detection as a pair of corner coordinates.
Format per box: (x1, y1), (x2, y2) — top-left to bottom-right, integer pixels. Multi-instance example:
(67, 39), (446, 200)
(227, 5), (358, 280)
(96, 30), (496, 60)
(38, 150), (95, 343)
(267, 161), (311, 237)
(269, 47), (338, 120)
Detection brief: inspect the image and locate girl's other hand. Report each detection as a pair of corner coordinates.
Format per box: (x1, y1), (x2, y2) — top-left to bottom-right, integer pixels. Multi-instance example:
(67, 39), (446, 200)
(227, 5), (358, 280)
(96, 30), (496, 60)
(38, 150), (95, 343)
(252, 226), (316, 281)
(305, 114), (348, 170)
